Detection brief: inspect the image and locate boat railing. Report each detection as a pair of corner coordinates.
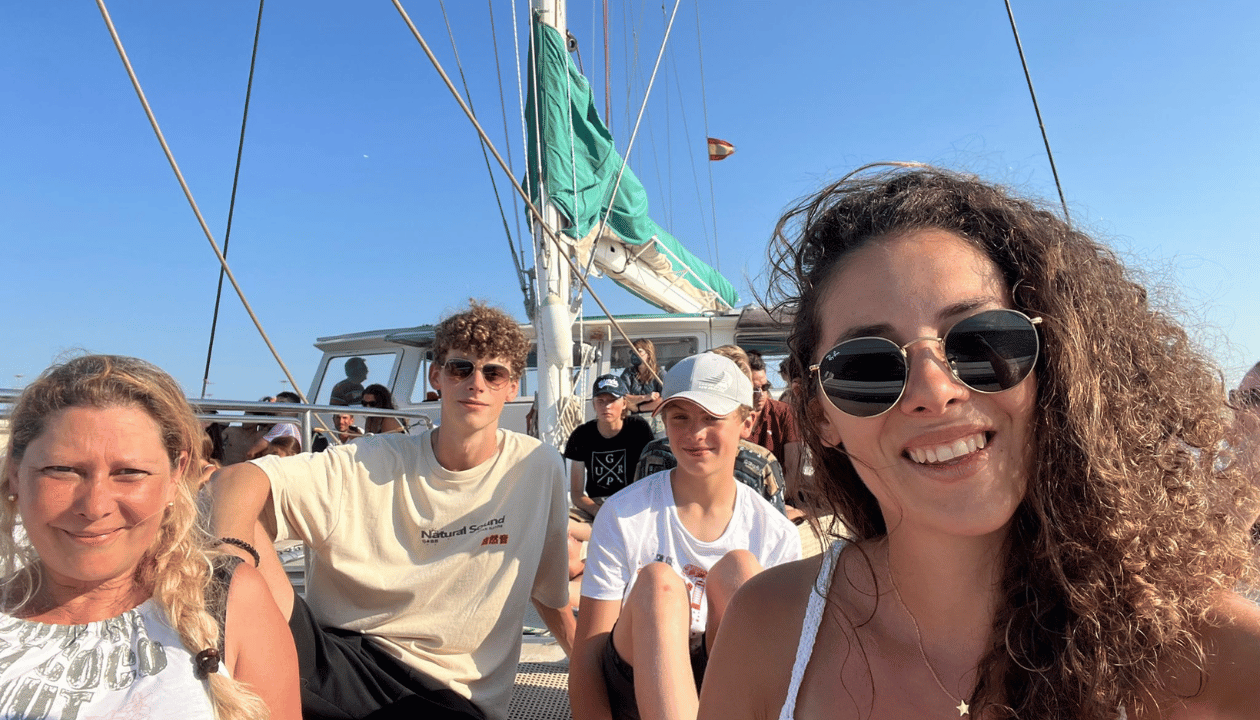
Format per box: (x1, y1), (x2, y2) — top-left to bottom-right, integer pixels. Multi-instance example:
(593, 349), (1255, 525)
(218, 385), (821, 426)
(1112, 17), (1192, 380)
(0, 390), (433, 452)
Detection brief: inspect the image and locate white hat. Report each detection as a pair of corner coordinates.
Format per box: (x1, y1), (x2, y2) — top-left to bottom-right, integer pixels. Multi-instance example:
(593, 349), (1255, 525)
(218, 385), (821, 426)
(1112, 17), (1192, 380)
(656, 353), (753, 417)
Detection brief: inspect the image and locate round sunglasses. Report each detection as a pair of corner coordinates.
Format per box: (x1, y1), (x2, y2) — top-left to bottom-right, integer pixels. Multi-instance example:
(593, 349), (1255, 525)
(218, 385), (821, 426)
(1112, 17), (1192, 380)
(809, 308), (1042, 417)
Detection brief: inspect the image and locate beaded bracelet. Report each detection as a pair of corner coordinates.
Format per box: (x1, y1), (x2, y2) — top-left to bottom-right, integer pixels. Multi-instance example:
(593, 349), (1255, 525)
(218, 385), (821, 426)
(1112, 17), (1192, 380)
(218, 537), (261, 567)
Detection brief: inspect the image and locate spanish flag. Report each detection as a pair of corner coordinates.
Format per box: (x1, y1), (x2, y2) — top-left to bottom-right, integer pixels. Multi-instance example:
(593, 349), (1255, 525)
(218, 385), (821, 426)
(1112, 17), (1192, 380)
(707, 137), (735, 161)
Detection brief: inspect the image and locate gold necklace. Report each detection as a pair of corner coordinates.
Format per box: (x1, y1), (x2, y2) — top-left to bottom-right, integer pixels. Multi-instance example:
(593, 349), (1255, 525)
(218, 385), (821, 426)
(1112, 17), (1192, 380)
(887, 561), (972, 717)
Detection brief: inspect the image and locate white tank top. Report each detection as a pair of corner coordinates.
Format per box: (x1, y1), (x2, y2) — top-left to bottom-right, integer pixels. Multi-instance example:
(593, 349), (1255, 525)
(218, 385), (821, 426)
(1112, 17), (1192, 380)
(777, 541), (1129, 720)
(0, 599), (220, 719)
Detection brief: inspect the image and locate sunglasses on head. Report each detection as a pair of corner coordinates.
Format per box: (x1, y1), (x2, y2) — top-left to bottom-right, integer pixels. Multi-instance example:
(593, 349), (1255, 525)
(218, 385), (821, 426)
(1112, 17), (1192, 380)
(441, 358), (514, 389)
(810, 308), (1041, 418)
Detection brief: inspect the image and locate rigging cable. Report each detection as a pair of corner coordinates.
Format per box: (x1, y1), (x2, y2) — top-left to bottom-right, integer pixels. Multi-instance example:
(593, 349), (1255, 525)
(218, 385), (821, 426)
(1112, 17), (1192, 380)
(692, 0), (721, 270)
(95, 0), (313, 405)
(509, 0), (537, 297)
(439, 0), (533, 311)
(1004, 0), (1070, 222)
(593, 0), (685, 255)
(388, 0), (661, 385)
(199, 0), (266, 400)
(603, 0), (611, 132)
(488, 0), (531, 303)
(668, 39), (715, 262)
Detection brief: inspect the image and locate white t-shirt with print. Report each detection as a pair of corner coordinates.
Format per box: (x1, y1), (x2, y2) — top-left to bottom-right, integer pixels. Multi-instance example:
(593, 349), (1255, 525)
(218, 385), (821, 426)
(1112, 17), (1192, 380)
(582, 470), (801, 637)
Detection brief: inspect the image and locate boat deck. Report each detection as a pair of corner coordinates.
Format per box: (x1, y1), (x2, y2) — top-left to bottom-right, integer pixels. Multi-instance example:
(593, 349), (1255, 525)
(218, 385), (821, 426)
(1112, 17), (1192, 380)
(279, 518), (835, 720)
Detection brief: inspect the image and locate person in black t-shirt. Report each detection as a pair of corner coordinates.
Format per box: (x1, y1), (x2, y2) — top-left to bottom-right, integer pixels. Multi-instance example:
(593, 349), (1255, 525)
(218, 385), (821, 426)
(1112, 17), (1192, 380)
(561, 374), (655, 607)
(564, 374), (655, 519)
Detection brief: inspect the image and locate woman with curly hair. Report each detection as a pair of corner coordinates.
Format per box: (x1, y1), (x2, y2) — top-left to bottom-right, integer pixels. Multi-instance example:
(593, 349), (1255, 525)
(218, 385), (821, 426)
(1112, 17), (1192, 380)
(1, 355), (299, 719)
(698, 165), (1260, 720)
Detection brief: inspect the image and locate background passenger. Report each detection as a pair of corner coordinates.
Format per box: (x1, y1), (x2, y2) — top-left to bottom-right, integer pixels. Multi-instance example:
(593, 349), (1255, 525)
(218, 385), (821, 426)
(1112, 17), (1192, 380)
(330, 357), (368, 406)
(562, 374), (656, 606)
(362, 383), (406, 436)
(619, 339), (663, 416)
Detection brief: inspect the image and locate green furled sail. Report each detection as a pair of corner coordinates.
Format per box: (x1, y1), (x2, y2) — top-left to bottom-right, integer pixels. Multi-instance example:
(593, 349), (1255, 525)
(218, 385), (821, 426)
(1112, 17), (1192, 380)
(524, 20), (738, 313)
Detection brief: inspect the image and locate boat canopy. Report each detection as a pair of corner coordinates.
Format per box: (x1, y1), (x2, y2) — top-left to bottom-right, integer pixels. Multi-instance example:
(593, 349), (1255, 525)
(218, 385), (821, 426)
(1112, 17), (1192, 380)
(524, 21), (739, 314)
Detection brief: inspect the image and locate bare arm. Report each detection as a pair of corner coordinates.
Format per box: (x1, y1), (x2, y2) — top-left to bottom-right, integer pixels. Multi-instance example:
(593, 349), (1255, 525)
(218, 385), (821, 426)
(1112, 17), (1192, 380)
(570, 597), (622, 720)
(378, 416), (404, 435)
(245, 437), (269, 459)
(626, 392), (661, 414)
(532, 598), (575, 657)
(210, 463), (277, 561)
(571, 461), (601, 516)
(225, 563), (302, 720)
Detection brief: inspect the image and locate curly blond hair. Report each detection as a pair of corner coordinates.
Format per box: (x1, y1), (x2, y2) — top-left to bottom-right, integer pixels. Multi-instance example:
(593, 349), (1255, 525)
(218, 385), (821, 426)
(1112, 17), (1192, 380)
(768, 165), (1257, 719)
(1, 355), (268, 720)
(432, 300), (530, 379)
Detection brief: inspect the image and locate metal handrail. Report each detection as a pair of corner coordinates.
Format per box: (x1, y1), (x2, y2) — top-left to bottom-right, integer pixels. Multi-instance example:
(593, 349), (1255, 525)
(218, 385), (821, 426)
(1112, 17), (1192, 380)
(0, 391), (433, 452)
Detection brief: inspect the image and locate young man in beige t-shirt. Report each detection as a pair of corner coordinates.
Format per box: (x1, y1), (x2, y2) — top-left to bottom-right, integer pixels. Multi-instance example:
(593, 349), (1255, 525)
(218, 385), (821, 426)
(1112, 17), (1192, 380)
(212, 302), (571, 720)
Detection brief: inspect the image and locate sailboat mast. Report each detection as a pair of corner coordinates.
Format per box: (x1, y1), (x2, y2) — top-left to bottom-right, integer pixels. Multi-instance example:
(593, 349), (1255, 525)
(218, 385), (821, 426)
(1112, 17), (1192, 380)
(530, 0), (575, 449)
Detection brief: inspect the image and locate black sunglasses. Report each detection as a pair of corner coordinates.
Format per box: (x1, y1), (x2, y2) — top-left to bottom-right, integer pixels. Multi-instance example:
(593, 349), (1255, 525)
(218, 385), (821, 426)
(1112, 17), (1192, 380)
(441, 359), (514, 389)
(810, 309), (1041, 418)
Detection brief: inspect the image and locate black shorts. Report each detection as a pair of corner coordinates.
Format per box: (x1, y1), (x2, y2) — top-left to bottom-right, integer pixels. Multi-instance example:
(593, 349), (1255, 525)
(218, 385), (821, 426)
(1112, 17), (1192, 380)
(599, 628), (708, 720)
(288, 595), (486, 720)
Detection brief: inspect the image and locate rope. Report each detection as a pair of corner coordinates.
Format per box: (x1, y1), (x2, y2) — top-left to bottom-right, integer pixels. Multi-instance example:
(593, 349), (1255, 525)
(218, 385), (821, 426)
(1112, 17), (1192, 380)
(669, 53), (714, 262)
(487, 0), (530, 300)
(387, 1), (662, 386)
(94, 0), (320, 424)
(200, 0), (266, 399)
(437, 0), (532, 309)
(1004, 0), (1070, 222)
(591, 0), (684, 261)
(693, 0), (721, 270)
(603, 0), (611, 132)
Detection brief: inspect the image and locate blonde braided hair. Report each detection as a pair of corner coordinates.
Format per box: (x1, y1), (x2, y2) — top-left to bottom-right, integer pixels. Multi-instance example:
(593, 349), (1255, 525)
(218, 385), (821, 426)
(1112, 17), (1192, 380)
(1, 355), (269, 719)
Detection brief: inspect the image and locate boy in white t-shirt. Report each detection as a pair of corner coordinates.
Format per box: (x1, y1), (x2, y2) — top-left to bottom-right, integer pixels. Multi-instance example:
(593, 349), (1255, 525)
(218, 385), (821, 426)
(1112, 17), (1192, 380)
(571, 353), (802, 720)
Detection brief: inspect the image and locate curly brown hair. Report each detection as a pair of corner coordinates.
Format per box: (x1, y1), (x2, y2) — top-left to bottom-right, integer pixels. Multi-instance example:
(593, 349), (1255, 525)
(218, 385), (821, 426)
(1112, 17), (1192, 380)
(432, 300), (530, 379)
(767, 164), (1257, 719)
(1, 355), (269, 719)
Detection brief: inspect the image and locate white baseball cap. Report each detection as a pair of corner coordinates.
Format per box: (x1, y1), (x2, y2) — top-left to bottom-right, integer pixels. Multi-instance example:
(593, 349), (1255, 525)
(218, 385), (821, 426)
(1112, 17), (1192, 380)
(656, 353), (753, 417)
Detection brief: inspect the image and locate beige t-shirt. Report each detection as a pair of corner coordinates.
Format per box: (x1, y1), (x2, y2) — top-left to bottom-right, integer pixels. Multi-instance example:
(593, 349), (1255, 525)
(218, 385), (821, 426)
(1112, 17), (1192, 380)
(253, 428), (569, 720)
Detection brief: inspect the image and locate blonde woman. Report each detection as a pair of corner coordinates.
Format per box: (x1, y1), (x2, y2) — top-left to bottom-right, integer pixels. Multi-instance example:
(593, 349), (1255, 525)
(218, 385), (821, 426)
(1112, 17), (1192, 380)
(1, 355), (299, 719)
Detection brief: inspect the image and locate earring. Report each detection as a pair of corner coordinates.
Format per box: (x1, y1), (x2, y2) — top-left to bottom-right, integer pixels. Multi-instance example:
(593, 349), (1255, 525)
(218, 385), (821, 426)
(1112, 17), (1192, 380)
(167, 502), (174, 507)
(5, 494), (15, 502)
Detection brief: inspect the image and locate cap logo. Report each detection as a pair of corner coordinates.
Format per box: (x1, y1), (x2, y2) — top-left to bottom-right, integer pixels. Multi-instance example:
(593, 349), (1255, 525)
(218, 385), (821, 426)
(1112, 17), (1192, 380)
(597, 378), (620, 388)
(697, 371), (732, 392)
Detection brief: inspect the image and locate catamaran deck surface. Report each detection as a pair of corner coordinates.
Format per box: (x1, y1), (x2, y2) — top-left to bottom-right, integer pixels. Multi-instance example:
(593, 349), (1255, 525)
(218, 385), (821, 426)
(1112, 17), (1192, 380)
(280, 519), (834, 720)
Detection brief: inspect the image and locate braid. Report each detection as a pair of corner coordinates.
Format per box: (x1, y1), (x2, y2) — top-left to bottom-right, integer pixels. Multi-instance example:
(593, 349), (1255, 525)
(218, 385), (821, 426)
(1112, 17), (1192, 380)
(145, 480), (270, 720)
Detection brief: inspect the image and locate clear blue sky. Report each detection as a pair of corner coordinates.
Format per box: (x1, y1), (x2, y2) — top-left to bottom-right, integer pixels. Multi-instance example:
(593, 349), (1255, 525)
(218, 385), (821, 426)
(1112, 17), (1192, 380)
(2, 1), (1257, 401)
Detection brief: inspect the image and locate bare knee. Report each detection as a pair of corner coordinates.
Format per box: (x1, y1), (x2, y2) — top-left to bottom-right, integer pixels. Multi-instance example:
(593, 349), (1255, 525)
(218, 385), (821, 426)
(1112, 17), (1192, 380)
(706, 550), (762, 631)
(626, 562), (691, 620)
(614, 562), (691, 665)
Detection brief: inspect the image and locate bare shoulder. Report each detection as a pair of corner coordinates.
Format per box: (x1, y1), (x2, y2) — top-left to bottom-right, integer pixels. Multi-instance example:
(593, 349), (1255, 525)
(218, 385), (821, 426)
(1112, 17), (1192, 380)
(1168, 593), (1260, 719)
(731, 553), (826, 617)
(698, 553), (828, 720)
